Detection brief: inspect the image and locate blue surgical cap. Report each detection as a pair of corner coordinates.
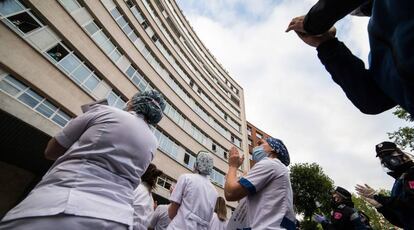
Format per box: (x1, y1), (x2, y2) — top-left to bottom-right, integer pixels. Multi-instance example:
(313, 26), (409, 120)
(266, 137), (290, 166)
(130, 90), (166, 125)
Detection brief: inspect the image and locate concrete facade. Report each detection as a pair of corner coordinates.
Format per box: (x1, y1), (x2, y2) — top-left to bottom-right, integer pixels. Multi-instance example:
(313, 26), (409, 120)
(0, 0), (248, 215)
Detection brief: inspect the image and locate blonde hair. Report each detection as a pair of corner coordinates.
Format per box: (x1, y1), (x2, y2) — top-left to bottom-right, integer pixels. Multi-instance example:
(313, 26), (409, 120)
(214, 197), (227, 221)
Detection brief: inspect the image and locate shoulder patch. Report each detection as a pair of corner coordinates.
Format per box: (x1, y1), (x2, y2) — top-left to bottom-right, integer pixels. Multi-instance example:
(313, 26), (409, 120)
(333, 212), (343, 220)
(409, 180), (414, 189)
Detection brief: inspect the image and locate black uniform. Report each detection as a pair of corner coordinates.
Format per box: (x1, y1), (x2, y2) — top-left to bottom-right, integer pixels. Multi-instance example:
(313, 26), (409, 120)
(374, 164), (414, 229)
(321, 202), (368, 230)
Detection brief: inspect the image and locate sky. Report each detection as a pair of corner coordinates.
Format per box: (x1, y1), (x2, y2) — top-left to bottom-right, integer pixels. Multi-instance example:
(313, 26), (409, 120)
(176, 0), (411, 193)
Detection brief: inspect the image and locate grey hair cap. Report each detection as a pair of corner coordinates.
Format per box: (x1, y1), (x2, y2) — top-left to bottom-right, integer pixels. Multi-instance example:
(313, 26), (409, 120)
(195, 151), (214, 175)
(130, 90), (166, 125)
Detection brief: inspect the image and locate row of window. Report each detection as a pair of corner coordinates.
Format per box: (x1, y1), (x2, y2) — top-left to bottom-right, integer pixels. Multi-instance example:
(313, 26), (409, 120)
(99, 0), (242, 148)
(58, 0), (230, 161)
(141, 0), (240, 108)
(141, 0), (241, 117)
(0, 73), (72, 127)
(163, 0), (240, 98)
(0, 0), (127, 110)
(127, 0), (242, 129)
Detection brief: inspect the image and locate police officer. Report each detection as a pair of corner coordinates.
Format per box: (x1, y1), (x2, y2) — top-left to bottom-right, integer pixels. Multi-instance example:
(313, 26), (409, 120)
(356, 141), (414, 229)
(313, 186), (369, 229)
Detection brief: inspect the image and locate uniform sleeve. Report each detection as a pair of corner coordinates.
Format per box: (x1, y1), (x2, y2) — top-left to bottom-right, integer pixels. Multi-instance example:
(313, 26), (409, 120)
(303, 0), (367, 35)
(54, 107), (99, 148)
(170, 175), (187, 204)
(316, 38), (396, 114)
(148, 205), (161, 228)
(239, 160), (275, 195)
(374, 167), (414, 227)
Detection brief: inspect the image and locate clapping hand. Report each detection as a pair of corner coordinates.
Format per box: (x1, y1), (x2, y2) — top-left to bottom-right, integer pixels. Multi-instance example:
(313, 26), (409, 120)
(355, 184), (382, 208)
(313, 214), (326, 223)
(228, 147), (244, 168)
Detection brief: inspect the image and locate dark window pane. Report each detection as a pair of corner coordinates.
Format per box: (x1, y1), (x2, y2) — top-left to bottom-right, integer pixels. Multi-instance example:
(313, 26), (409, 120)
(184, 154), (189, 164)
(8, 12), (41, 33)
(18, 91), (41, 108)
(52, 113), (68, 127)
(26, 88), (43, 101)
(36, 102), (55, 117)
(0, 80), (20, 96)
(57, 110), (71, 121)
(46, 43), (69, 62)
(5, 75), (27, 90)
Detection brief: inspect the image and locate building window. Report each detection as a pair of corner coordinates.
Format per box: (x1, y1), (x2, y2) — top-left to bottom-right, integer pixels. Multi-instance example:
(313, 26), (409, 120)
(8, 11), (41, 34)
(247, 127), (251, 136)
(248, 139), (252, 146)
(156, 174), (175, 190)
(183, 152), (196, 170)
(46, 43), (69, 62)
(0, 0), (24, 16)
(256, 132), (263, 140)
(0, 74), (72, 127)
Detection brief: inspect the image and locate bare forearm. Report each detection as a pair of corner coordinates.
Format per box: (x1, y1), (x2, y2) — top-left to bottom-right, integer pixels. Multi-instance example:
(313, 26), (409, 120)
(225, 166), (241, 201)
(44, 138), (67, 160)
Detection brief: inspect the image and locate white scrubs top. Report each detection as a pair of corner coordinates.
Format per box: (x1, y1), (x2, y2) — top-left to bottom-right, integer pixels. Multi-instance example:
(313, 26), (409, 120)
(167, 173), (218, 230)
(239, 158), (296, 230)
(2, 105), (158, 228)
(133, 183), (154, 229)
(209, 212), (227, 230)
(149, 204), (170, 230)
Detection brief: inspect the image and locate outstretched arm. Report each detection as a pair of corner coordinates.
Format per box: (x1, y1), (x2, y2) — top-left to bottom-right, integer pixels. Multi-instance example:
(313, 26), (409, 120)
(317, 38), (396, 114)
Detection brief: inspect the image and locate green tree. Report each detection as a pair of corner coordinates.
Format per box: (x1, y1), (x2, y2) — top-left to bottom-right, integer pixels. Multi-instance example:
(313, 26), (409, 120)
(352, 190), (399, 230)
(290, 163), (334, 229)
(388, 107), (413, 151)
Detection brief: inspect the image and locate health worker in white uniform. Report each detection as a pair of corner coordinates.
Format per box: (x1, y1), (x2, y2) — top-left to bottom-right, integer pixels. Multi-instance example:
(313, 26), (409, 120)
(133, 163), (163, 229)
(0, 90), (166, 230)
(224, 138), (296, 230)
(167, 151), (218, 230)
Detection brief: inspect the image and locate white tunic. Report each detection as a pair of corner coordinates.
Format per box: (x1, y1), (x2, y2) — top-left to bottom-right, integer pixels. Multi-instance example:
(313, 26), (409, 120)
(1, 105), (158, 228)
(238, 158), (296, 229)
(209, 213), (227, 230)
(167, 173), (218, 230)
(149, 204), (170, 230)
(133, 183), (154, 229)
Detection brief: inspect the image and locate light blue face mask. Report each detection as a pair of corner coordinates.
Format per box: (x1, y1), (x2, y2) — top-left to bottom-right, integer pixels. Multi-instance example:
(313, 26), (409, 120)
(252, 146), (268, 162)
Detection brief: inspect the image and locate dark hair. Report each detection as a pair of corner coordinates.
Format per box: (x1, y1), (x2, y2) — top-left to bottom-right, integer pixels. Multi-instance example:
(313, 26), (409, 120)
(141, 163), (163, 192)
(214, 197), (227, 221)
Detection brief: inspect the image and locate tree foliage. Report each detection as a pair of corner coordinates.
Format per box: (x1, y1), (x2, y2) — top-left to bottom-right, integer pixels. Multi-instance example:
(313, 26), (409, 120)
(290, 163), (334, 221)
(388, 107), (414, 151)
(352, 191), (399, 230)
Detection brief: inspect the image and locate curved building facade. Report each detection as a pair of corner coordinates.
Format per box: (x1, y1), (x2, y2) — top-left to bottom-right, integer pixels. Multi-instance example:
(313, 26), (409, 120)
(0, 0), (248, 215)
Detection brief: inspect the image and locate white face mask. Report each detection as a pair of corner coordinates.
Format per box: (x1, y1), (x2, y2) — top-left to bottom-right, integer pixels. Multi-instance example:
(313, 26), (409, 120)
(252, 146), (268, 162)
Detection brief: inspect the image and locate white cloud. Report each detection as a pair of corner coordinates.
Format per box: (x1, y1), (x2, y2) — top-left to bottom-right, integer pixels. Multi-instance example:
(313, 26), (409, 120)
(177, 0), (408, 192)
